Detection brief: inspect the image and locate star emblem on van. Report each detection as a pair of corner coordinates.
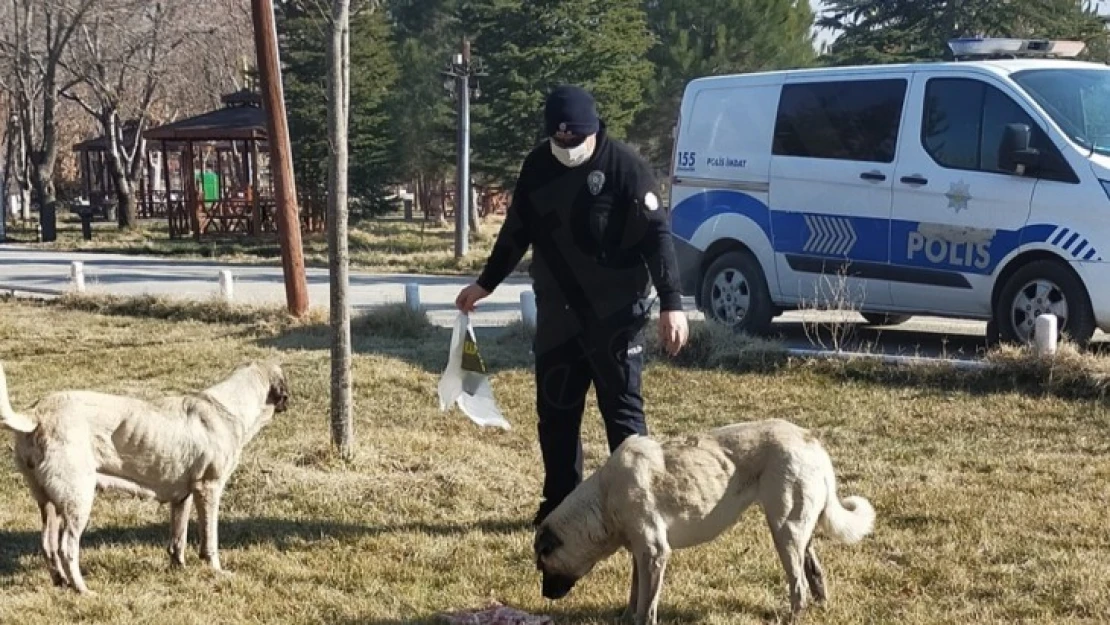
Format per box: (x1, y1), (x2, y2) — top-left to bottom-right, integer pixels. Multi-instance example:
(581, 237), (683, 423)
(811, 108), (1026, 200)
(945, 180), (972, 213)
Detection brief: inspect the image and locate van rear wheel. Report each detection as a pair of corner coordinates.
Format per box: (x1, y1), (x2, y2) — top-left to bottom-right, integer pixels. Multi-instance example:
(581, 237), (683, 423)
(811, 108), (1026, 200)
(993, 259), (1095, 347)
(700, 250), (774, 336)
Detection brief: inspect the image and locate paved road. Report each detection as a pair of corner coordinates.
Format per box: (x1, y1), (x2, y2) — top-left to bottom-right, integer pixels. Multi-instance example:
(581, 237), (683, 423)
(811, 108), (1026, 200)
(3, 244), (1092, 358)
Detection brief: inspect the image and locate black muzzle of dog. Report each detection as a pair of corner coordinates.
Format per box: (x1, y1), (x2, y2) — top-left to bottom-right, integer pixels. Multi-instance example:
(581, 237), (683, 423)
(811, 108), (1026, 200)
(541, 571), (577, 600)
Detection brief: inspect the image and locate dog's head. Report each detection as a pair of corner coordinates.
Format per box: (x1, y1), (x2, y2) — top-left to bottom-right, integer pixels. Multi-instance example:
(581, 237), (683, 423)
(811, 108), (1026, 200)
(258, 361), (290, 413)
(533, 506), (616, 601)
(533, 524), (578, 600)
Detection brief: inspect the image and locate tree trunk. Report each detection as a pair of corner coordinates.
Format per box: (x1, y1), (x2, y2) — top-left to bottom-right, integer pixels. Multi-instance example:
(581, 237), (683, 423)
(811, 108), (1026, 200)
(16, 122), (31, 222)
(327, 0), (353, 458)
(30, 58), (66, 242)
(468, 183), (481, 239)
(404, 179), (414, 221)
(104, 116), (138, 229)
(436, 177), (447, 227)
(30, 165), (56, 240)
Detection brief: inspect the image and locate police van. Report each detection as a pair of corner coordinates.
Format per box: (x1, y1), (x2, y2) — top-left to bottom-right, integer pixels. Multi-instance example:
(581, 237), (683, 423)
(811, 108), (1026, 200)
(668, 37), (1110, 346)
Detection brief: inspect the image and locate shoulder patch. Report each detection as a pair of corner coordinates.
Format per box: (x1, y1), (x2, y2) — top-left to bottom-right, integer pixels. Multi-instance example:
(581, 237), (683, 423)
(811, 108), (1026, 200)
(644, 191), (659, 211)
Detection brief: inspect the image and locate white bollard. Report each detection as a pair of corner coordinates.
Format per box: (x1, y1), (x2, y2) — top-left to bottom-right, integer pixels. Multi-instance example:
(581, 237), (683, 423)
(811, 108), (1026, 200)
(70, 261), (85, 293)
(404, 282), (421, 311)
(1034, 314), (1058, 357)
(218, 270), (234, 302)
(520, 289), (537, 330)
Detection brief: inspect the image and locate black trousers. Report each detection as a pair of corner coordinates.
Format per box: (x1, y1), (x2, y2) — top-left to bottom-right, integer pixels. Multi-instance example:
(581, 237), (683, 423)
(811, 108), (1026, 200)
(533, 312), (649, 515)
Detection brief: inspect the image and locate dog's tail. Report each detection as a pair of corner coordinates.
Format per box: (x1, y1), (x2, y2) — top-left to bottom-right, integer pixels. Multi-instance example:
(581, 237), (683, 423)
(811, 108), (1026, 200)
(0, 362), (37, 434)
(817, 449), (875, 545)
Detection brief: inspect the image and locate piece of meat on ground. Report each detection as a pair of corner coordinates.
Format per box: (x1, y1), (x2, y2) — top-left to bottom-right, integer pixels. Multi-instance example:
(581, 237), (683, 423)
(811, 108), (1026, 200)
(436, 602), (554, 625)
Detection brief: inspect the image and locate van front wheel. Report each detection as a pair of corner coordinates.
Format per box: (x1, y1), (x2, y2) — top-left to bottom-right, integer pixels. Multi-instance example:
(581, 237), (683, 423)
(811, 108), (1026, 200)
(994, 260), (1096, 347)
(700, 250), (774, 336)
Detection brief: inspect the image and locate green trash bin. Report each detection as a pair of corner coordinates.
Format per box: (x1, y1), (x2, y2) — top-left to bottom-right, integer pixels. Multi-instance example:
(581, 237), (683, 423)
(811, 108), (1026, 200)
(196, 170), (220, 202)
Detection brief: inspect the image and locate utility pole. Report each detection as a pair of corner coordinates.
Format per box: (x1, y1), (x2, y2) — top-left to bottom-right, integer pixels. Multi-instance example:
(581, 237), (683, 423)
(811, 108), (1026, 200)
(251, 0), (309, 317)
(442, 37), (486, 259)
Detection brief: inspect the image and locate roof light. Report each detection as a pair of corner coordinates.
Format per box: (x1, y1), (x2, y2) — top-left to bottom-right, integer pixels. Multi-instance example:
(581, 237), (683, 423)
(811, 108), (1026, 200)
(948, 37), (1086, 60)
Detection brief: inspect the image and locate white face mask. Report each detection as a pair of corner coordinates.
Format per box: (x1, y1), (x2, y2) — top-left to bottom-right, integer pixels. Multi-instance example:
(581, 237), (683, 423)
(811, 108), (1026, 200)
(551, 136), (595, 167)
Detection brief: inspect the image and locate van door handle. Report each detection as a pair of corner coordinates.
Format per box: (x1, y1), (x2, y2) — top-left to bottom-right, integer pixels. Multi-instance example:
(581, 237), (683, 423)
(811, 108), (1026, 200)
(900, 175), (929, 186)
(860, 171), (886, 182)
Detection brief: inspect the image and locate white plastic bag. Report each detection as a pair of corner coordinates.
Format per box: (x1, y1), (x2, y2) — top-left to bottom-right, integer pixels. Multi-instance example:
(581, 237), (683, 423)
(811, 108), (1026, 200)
(438, 312), (511, 429)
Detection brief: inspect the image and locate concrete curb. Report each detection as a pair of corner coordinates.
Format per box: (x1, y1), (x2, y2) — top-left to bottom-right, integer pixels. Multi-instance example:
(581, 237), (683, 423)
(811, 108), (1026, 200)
(0, 283), (64, 297)
(784, 347), (994, 371)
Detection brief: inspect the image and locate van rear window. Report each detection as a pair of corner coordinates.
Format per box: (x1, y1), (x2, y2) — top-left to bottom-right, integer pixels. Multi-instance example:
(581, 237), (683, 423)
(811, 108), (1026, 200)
(772, 78), (908, 163)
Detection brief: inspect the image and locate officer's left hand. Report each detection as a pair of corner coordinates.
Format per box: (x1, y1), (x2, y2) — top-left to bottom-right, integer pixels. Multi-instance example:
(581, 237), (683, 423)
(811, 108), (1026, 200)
(658, 310), (689, 357)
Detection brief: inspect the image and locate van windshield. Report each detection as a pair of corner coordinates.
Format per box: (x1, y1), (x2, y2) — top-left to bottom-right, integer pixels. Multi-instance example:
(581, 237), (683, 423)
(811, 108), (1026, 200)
(1011, 68), (1110, 157)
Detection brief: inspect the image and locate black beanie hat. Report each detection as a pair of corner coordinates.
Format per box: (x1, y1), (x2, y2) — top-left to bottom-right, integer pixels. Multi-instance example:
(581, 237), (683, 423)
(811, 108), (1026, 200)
(544, 85), (600, 137)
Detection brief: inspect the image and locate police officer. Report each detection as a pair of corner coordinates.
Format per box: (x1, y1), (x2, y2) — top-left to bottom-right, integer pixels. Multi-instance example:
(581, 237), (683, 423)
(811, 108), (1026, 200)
(455, 84), (689, 525)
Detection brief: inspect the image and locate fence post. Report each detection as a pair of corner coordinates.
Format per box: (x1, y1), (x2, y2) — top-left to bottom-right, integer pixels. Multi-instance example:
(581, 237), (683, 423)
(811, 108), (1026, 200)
(1034, 314), (1058, 357)
(218, 270), (234, 302)
(70, 261), (85, 293)
(405, 282), (421, 311)
(520, 289), (537, 331)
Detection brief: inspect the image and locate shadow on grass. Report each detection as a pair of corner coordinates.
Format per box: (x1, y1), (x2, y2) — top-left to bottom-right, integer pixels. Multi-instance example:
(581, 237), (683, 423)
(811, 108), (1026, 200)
(0, 516), (532, 580)
(341, 599), (781, 625)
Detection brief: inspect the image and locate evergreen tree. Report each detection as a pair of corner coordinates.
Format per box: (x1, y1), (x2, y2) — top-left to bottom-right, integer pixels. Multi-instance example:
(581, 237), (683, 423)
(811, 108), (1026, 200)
(384, 0), (458, 211)
(464, 0), (655, 185)
(819, 0), (1110, 66)
(278, 1), (400, 217)
(633, 0), (818, 168)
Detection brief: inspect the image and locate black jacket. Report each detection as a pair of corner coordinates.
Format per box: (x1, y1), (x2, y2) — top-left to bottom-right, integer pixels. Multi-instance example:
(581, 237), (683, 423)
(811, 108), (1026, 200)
(476, 127), (683, 349)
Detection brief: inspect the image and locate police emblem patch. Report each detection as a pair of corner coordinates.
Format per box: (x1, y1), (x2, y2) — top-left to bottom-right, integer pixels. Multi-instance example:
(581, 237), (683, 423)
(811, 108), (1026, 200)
(644, 191), (660, 211)
(587, 170), (605, 195)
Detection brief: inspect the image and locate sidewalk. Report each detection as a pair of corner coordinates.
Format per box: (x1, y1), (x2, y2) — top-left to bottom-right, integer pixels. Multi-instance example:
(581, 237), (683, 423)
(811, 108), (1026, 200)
(1, 244), (1008, 359)
(0, 245), (697, 328)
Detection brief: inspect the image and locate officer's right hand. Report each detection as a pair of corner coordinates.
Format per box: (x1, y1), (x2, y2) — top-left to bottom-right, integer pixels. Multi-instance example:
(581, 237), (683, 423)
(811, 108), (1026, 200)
(455, 282), (491, 313)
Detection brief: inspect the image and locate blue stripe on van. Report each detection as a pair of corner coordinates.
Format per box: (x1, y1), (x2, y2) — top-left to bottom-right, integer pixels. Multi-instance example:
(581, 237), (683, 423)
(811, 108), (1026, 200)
(670, 189), (773, 243)
(670, 189), (1104, 281)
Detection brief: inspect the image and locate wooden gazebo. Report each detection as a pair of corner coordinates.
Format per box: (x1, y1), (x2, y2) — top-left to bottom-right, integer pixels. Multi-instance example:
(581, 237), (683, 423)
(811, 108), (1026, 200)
(142, 88), (325, 240)
(72, 120), (170, 221)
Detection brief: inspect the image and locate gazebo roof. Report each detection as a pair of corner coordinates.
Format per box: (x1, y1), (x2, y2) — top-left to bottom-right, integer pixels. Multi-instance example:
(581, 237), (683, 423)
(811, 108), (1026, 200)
(73, 120), (142, 152)
(143, 89), (267, 142)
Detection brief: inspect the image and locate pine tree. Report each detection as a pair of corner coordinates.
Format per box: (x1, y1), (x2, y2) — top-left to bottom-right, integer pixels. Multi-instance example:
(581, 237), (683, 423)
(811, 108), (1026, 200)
(384, 0), (458, 222)
(819, 0), (1110, 66)
(464, 0), (655, 185)
(278, 1), (400, 216)
(632, 0), (818, 168)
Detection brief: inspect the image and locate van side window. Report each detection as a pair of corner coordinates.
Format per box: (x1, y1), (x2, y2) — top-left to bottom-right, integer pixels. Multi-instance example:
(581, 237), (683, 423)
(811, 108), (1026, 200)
(772, 78), (908, 163)
(922, 77), (1078, 183)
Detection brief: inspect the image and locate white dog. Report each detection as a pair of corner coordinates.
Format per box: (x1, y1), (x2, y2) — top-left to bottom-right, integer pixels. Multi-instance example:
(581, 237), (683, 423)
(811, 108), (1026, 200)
(0, 359), (290, 594)
(532, 418), (875, 625)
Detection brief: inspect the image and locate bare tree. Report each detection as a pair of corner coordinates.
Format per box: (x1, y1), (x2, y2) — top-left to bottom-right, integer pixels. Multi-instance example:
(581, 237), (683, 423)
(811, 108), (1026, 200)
(61, 0), (211, 229)
(0, 93), (32, 223)
(0, 0), (98, 240)
(327, 0), (353, 457)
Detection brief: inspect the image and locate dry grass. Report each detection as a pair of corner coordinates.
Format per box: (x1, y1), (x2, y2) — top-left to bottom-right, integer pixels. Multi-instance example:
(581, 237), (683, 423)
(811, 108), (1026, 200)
(1, 296), (1109, 625)
(5, 213), (507, 276)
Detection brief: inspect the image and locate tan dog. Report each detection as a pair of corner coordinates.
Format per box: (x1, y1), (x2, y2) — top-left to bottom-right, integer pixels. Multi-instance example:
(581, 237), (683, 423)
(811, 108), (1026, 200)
(532, 418), (875, 625)
(0, 360), (290, 594)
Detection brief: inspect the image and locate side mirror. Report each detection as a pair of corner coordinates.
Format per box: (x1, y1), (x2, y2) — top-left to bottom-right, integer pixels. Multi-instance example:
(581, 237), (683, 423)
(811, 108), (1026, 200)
(999, 123), (1040, 175)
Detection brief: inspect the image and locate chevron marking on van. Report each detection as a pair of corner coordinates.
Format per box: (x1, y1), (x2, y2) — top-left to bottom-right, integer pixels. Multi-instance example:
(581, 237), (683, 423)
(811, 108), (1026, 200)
(1048, 226), (1101, 261)
(803, 214), (858, 256)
